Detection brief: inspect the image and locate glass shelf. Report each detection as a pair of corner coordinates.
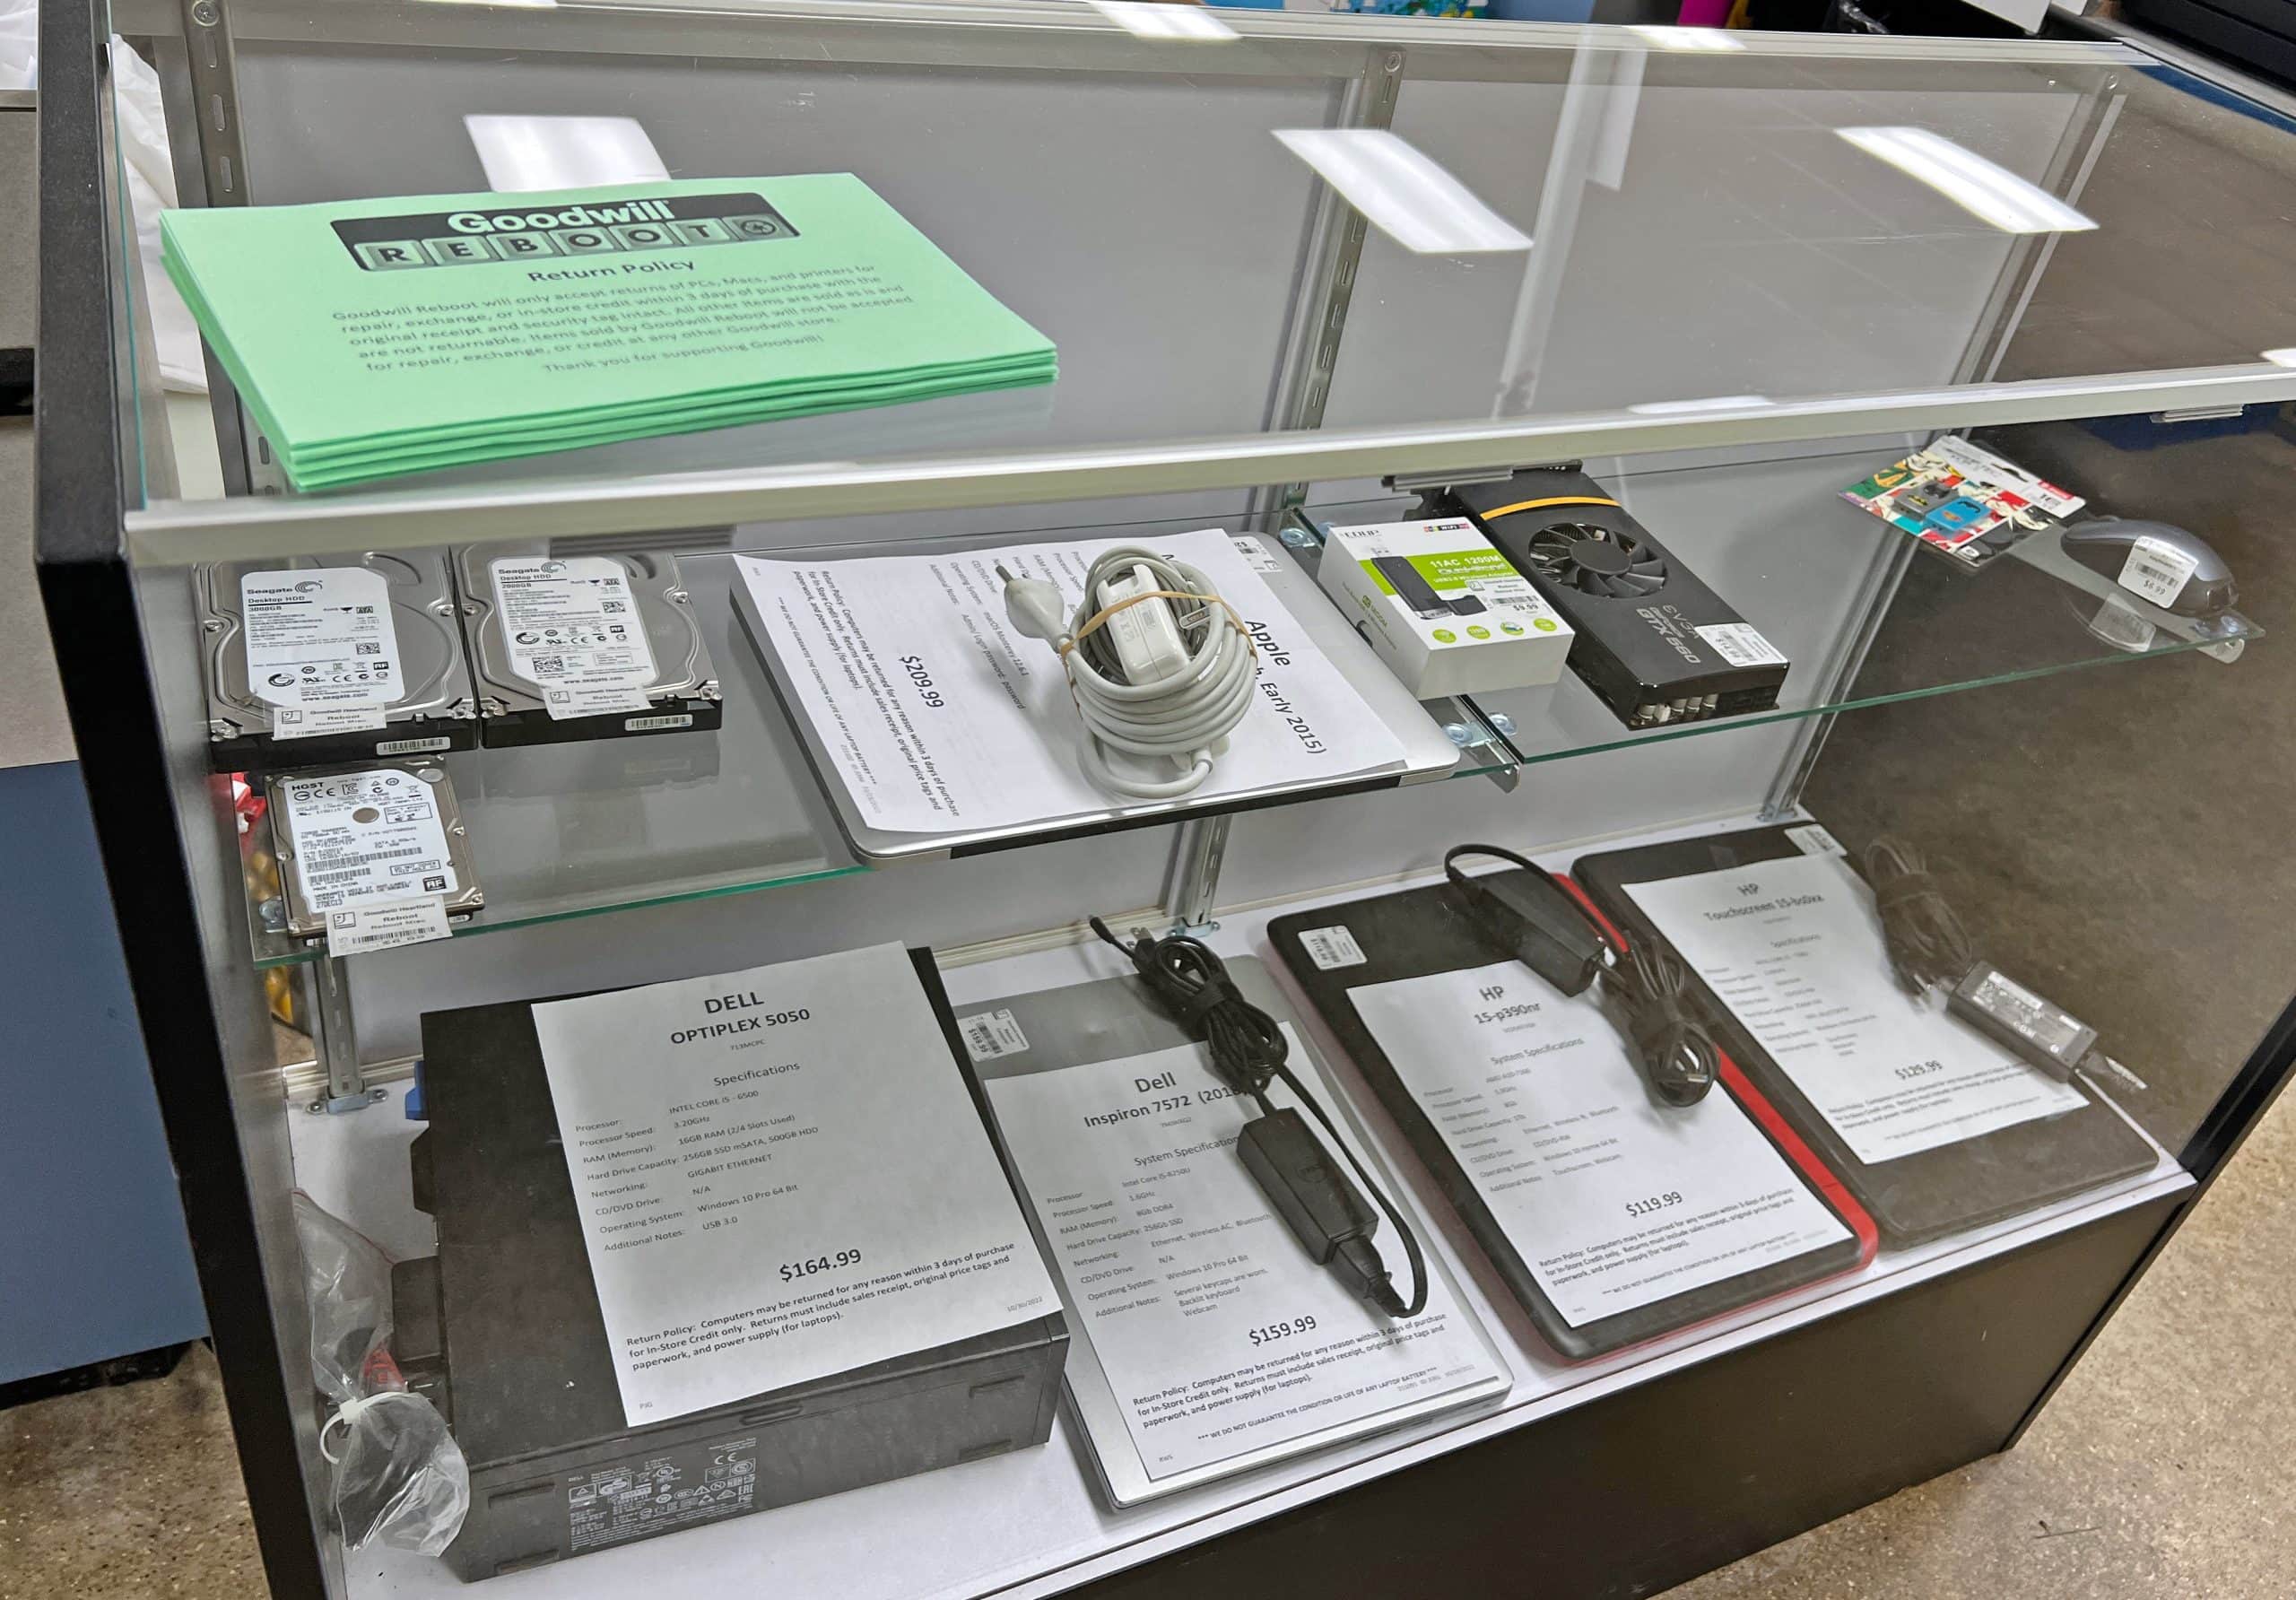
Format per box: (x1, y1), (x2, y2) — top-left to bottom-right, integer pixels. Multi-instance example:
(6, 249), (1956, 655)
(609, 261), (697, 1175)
(109, 4), (2296, 560)
(240, 476), (2259, 965)
(239, 501), (1518, 966)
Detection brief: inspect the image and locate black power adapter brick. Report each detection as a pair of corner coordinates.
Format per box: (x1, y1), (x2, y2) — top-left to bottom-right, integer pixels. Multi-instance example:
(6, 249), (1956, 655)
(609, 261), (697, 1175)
(1445, 844), (1718, 1107)
(1453, 862), (1605, 997)
(1238, 1108), (1398, 1310)
(1090, 917), (1428, 1320)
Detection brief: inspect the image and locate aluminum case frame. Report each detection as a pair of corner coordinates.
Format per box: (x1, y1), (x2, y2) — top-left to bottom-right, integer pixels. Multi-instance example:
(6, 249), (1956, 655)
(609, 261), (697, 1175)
(33, 4), (2296, 1598)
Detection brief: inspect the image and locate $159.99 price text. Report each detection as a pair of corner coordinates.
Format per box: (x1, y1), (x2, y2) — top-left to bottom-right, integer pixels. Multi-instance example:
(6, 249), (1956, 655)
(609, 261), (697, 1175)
(1248, 1313), (1318, 1347)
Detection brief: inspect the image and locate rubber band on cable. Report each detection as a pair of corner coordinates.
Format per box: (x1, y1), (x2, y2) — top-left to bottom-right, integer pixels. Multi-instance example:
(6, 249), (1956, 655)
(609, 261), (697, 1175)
(1057, 588), (1255, 665)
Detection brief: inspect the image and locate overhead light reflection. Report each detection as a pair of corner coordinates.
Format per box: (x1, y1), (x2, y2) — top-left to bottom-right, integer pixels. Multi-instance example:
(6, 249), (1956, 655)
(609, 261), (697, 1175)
(2262, 348), (2296, 367)
(1087, 0), (1239, 40)
(1836, 126), (2096, 235)
(465, 114), (670, 193)
(1274, 129), (1532, 255)
(1628, 395), (1773, 414)
(1627, 25), (1745, 49)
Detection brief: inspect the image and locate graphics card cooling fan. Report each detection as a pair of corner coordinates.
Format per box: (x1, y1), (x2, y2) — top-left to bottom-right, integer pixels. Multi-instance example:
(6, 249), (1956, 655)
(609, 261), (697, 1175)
(1523, 524), (1669, 600)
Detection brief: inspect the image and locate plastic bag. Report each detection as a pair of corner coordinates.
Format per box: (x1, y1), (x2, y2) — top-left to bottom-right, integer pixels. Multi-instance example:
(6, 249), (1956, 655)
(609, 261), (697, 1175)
(294, 1194), (470, 1558)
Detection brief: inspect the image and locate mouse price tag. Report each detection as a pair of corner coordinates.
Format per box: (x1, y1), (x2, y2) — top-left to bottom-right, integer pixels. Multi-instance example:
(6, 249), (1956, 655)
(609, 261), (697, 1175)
(2116, 535), (2198, 608)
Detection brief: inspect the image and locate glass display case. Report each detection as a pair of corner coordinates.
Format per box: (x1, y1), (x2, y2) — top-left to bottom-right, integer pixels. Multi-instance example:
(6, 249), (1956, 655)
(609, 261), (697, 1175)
(34, 1), (2296, 1596)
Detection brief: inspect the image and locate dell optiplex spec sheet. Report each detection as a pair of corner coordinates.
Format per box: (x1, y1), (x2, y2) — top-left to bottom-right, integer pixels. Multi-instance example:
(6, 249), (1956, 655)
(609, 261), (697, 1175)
(530, 944), (1057, 1425)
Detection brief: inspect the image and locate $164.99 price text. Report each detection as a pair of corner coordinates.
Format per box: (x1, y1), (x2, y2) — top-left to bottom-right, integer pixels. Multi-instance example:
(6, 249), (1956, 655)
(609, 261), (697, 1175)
(779, 1247), (862, 1284)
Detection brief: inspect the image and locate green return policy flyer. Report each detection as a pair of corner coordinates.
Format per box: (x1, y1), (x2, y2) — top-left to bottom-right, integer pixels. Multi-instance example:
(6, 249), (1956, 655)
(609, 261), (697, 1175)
(161, 176), (1058, 491)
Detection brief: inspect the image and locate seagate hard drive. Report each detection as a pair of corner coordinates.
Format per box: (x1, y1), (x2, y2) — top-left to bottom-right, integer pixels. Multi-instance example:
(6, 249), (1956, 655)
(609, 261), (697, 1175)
(451, 545), (724, 747)
(199, 551), (480, 774)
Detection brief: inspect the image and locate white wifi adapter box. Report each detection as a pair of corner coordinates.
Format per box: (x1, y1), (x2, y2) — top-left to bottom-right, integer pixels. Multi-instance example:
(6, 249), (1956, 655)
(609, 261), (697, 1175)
(1318, 518), (1573, 699)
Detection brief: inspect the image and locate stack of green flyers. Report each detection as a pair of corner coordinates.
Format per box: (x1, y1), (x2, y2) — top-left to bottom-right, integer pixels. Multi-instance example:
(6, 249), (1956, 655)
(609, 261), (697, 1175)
(161, 175), (1058, 491)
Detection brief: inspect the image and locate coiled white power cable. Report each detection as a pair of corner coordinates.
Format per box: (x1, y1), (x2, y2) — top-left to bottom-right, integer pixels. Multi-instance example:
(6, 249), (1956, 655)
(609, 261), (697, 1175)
(997, 546), (1257, 800)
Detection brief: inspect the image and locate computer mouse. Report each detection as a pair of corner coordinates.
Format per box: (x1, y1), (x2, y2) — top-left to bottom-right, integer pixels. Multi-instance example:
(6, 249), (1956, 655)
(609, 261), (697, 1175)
(2058, 519), (2237, 619)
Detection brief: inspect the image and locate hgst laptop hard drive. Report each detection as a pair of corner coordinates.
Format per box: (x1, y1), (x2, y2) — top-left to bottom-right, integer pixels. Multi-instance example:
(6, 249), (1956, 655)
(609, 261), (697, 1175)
(265, 761), (485, 940)
(451, 544), (724, 747)
(199, 551), (480, 774)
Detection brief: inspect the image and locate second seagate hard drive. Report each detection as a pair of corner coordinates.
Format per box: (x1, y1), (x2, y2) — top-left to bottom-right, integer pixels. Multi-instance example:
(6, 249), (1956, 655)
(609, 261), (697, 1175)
(451, 545), (724, 747)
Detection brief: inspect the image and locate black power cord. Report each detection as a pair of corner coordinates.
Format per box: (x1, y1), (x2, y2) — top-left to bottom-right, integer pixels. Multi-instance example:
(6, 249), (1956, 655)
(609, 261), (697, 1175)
(1859, 836), (1975, 994)
(1089, 917), (1428, 1319)
(1444, 845), (1719, 1108)
(1860, 834), (2099, 1081)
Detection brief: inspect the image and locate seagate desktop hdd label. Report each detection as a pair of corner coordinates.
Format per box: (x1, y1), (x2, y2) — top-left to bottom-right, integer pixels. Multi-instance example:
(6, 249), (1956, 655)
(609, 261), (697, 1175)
(241, 566), (398, 738)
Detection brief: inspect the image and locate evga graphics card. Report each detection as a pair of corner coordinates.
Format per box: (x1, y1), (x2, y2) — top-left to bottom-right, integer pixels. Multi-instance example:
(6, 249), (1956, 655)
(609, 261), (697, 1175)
(1441, 466), (1790, 729)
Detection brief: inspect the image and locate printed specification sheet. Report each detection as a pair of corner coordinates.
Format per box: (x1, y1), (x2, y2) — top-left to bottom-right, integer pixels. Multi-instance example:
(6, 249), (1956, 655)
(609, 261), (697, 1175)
(735, 529), (1405, 834)
(1628, 853), (2086, 1164)
(532, 944), (1057, 1425)
(981, 1030), (1501, 1485)
(1349, 961), (1851, 1327)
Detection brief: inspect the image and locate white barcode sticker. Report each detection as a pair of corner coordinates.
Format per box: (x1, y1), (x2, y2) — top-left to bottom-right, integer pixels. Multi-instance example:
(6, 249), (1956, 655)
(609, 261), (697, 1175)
(282, 768), (459, 913)
(1786, 822), (1846, 857)
(1231, 535), (1284, 576)
(326, 895), (452, 958)
(2089, 594), (2159, 655)
(377, 735), (454, 756)
(1299, 925), (1368, 971)
(624, 712), (693, 732)
(1694, 622), (1787, 668)
(959, 1008), (1030, 1062)
(2117, 535), (2198, 608)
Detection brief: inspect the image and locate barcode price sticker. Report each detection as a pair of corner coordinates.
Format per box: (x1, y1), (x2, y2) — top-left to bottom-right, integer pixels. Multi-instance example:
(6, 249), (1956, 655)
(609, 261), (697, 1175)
(326, 896), (453, 958)
(1231, 535), (1285, 576)
(1694, 622), (1787, 669)
(2116, 536), (2198, 609)
(960, 1008), (1031, 1062)
(1299, 925), (1368, 971)
(1786, 822), (1847, 858)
